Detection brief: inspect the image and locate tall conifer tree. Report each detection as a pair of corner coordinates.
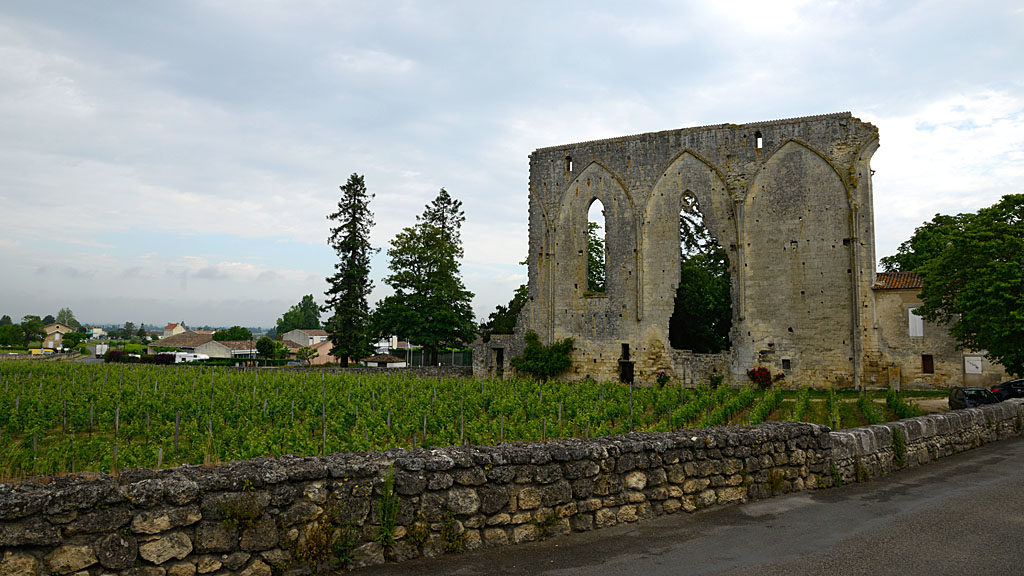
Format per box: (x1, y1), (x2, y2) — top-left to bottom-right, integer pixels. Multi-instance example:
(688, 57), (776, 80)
(324, 174), (376, 366)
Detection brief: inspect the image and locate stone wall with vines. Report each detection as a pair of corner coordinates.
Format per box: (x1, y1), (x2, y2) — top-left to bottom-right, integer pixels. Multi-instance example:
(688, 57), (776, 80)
(2, 401), (1022, 575)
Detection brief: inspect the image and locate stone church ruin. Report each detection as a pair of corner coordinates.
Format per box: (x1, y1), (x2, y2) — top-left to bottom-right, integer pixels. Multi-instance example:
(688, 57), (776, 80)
(474, 113), (1006, 389)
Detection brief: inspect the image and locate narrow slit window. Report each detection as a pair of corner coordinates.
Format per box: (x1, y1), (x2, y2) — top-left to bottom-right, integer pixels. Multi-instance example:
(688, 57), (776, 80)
(566, 156), (573, 172)
(755, 130), (763, 150)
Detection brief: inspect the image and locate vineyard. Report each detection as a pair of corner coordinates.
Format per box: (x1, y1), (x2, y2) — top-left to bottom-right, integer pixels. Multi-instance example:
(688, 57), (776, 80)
(0, 360), (933, 480)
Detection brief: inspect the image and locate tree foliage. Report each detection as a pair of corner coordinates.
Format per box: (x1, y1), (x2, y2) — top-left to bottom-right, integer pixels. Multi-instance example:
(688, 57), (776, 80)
(0, 315), (11, 326)
(510, 330), (574, 381)
(914, 194), (1024, 376)
(0, 324), (24, 346)
(55, 308), (81, 330)
(296, 346), (318, 365)
(276, 294), (321, 336)
(324, 174), (377, 366)
(372, 188), (476, 365)
(214, 326), (253, 341)
(669, 209), (732, 353)
(20, 316), (45, 347)
(586, 221), (605, 293)
(480, 284), (527, 342)
(256, 336), (279, 358)
(879, 213), (967, 272)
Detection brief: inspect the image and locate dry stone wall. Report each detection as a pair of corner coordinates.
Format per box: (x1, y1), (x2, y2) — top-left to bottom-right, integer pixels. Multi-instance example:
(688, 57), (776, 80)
(3, 401), (1022, 575)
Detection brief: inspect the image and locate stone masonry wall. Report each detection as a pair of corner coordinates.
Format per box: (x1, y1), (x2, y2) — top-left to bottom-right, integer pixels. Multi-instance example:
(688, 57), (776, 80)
(3, 401), (1022, 575)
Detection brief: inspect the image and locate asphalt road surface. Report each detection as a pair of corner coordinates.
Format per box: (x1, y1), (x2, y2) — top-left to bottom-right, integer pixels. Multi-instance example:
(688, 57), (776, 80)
(352, 435), (1024, 576)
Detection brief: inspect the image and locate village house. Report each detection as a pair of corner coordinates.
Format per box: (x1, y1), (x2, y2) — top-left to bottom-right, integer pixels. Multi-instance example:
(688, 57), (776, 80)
(280, 329), (328, 347)
(42, 323), (74, 349)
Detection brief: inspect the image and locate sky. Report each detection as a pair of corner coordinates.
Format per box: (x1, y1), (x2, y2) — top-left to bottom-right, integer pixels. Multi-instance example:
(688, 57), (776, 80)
(1, 1), (1022, 329)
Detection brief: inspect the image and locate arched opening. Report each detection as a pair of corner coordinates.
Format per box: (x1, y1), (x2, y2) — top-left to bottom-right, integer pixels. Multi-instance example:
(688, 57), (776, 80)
(586, 199), (606, 293)
(669, 192), (732, 352)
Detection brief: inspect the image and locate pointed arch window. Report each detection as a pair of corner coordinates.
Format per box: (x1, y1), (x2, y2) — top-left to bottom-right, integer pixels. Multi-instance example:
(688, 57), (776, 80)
(586, 199), (606, 293)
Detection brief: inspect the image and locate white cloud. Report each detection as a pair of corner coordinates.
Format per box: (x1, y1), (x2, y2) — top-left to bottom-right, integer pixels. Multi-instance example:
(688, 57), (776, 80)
(867, 89), (1024, 259)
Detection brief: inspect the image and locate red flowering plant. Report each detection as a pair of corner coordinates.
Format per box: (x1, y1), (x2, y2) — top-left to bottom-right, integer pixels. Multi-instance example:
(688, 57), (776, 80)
(747, 367), (784, 389)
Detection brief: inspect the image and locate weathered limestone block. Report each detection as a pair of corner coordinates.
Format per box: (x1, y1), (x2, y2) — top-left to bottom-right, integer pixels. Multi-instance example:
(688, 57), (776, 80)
(220, 551), (250, 571)
(516, 486), (541, 510)
(716, 486), (746, 504)
(132, 505), (202, 534)
(195, 556), (221, 574)
(138, 532), (192, 565)
(455, 467), (487, 486)
(594, 508), (617, 528)
(64, 506), (132, 535)
(448, 487), (480, 515)
(352, 542), (385, 568)
(683, 477), (710, 494)
(477, 484), (509, 515)
(617, 505), (638, 523)
(512, 524), (537, 544)
(277, 501), (322, 526)
(427, 472), (453, 490)
(483, 528), (509, 547)
(194, 520), (237, 553)
(240, 515), (278, 551)
(570, 513), (594, 531)
(238, 559), (271, 576)
(0, 516), (60, 546)
(0, 551), (38, 576)
(95, 532), (137, 570)
(302, 482), (328, 504)
(487, 512), (510, 526)
(46, 544), (98, 574)
(167, 561), (197, 576)
(625, 471), (647, 491)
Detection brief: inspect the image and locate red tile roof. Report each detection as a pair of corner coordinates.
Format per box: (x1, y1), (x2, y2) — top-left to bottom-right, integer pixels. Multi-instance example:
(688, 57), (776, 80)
(874, 271), (923, 290)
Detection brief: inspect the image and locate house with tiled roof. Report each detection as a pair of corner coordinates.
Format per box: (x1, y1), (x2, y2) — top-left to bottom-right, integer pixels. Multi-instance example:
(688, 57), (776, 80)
(196, 339), (258, 359)
(359, 353), (407, 368)
(42, 323), (74, 349)
(872, 271), (1007, 388)
(162, 322), (187, 339)
(281, 329), (329, 347)
(146, 331), (213, 354)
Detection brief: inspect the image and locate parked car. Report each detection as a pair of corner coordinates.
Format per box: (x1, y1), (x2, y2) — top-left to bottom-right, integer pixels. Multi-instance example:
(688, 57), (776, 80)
(948, 387), (999, 410)
(989, 379), (1024, 401)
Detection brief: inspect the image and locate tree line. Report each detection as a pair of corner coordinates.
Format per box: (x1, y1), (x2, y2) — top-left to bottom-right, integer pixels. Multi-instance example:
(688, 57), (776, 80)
(316, 174), (476, 367)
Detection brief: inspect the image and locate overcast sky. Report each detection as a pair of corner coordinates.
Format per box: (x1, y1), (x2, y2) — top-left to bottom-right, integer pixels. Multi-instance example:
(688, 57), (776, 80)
(1, 1), (1022, 329)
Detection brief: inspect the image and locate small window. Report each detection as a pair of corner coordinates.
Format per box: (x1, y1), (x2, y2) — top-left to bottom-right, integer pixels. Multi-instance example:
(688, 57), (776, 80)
(908, 307), (924, 338)
(781, 358), (791, 371)
(755, 130), (763, 150)
(566, 156), (573, 171)
(621, 343), (630, 361)
(922, 354), (934, 374)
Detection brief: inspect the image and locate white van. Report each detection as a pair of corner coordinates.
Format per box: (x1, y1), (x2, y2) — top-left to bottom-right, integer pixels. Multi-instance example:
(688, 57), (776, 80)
(174, 352), (210, 363)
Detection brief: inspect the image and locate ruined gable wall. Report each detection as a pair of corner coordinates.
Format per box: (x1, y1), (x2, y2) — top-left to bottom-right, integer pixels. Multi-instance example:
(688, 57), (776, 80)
(523, 113), (880, 387)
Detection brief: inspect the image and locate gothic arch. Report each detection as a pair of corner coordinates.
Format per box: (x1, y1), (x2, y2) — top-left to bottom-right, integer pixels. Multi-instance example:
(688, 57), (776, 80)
(640, 151), (734, 321)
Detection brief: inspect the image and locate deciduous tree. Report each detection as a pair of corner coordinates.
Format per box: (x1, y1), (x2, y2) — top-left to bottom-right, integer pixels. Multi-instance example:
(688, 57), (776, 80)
(914, 194), (1024, 376)
(480, 284), (527, 342)
(372, 188), (476, 365)
(276, 295), (321, 336)
(324, 173), (377, 366)
(214, 326), (253, 341)
(55, 308), (81, 330)
(669, 211), (732, 353)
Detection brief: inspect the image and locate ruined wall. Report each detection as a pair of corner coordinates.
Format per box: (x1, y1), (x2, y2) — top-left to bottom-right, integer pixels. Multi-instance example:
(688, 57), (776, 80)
(519, 113), (880, 387)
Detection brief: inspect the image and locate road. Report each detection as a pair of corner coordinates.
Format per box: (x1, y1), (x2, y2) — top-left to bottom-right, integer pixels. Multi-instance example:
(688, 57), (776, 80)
(353, 435), (1024, 575)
